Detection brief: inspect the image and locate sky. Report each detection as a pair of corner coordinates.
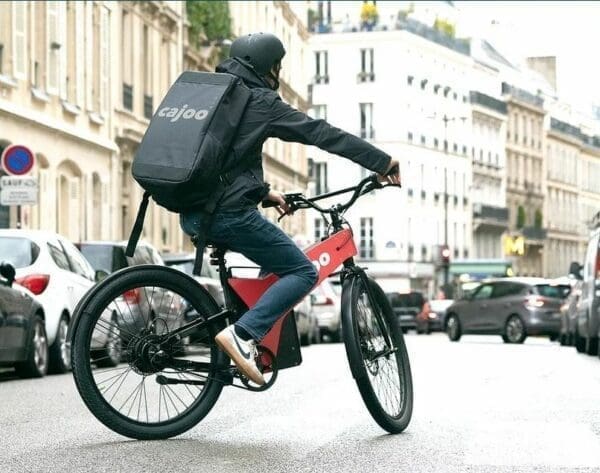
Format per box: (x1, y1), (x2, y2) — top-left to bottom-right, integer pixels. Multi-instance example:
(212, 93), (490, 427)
(454, 1), (600, 117)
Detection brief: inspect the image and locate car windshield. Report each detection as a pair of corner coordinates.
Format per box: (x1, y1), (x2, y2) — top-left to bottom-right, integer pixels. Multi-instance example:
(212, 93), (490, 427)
(80, 244), (127, 273)
(534, 284), (570, 299)
(0, 237), (39, 268)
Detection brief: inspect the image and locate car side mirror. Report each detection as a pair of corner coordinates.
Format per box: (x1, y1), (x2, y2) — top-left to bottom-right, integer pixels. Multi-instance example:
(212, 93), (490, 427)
(94, 269), (109, 282)
(568, 262), (583, 281)
(0, 262), (16, 287)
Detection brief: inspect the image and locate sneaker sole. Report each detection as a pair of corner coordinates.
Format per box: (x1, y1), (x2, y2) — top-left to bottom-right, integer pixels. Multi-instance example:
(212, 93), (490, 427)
(215, 334), (265, 386)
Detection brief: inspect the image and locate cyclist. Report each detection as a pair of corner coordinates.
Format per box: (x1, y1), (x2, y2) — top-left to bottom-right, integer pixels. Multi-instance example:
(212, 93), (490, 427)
(180, 32), (400, 385)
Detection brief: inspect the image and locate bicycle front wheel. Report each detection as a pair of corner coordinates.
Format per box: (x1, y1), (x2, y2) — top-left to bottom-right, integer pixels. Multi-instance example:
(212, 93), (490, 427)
(71, 265), (227, 440)
(341, 275), (413, 433)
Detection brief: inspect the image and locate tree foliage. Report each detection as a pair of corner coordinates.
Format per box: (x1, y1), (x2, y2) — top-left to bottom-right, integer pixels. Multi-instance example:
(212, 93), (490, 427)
(186, 0), (232, 46)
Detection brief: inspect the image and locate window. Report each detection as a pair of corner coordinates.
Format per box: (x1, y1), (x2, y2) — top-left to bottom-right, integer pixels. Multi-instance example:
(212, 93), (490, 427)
(47, 241), (70, 271)
(420, 135), (426, 145)
(434, 138), (439, 148)
(315, 50), (329, 84)
(313, 161), (328, 195)
(407, 132), (413, 142)
(462, 145), (467, 155)
(122, 9), (133, 108)
(359, 217), (374, 259)
(358, 48), (374, 82)
(60, 239), (94, 280)
(420, 78), (428, 90)
(453, 143), (458, 153)
(314, 218), (325, 242)
(473, 284), (493, 300)
(407, 75), (414, 86)
(311, 104), (327, 120)
(0, 44), (4, 74)
(359, 103), (374, 139)
(421, 245), (427, 261)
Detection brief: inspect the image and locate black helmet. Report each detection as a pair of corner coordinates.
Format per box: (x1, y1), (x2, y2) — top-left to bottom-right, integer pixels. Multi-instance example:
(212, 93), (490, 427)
(230, 33), (286, 89)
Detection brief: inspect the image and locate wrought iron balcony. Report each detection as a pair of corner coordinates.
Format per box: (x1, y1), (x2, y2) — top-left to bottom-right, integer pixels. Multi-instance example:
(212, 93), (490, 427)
(470, 91), (507, 115)
(522, 226), (547, 241)
(550, 117), (582, 140)
(501, 82), (543, 108)
(473, 203), (509, 224)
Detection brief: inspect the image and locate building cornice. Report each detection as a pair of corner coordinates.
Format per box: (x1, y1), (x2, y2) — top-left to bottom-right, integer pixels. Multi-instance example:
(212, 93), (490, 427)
(0, 100), (117, 152)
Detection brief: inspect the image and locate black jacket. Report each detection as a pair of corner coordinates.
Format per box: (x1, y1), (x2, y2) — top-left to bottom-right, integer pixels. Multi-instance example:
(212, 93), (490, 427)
(215, 58), (392, 210)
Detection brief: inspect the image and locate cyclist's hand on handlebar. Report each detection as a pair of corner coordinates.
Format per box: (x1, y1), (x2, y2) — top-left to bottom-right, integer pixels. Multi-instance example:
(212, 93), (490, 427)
(265, 190), (292, 216)
(377, 159), (401, 186)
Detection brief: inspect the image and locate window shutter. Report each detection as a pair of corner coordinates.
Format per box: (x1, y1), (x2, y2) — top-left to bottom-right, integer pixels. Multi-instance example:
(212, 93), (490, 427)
(47, 1), (58, 92)
(13, 2), (26, 77)
(75, 1), (84, 105)
(100, 7), (110, 113)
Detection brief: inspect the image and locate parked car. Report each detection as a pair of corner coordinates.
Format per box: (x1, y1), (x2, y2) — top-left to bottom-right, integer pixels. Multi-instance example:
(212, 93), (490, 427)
(559, 279), (582, 346)
(311, 279), (342, 342)
(295, 293), (319, 346)
(78, 241), (183, 353)
(428, 299), (454, 332)
(162, 252), (225, 307)
(444, 278), (566, 343)
(386, 291), (431, 333)
(569, 213), (600, 356)
(0, 230), (98, 373)
(0, 262), (48, 378)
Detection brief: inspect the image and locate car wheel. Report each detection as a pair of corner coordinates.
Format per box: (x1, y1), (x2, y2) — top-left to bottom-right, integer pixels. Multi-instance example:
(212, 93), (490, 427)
(49, 314), (71, 373)
(446, 314), (461, 342)
(559, 334), (568, 346)
(331, 324), (342, 343)
(15, 314), (49, 378)
(504, 315), (526, 344)
(574, 330), (586, 353)
(95, 313), (123, 368)
(585, 337), (598, 356)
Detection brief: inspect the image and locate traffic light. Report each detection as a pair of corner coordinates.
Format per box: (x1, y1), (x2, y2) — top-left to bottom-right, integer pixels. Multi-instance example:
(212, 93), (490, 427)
(440, 245), (450, 267)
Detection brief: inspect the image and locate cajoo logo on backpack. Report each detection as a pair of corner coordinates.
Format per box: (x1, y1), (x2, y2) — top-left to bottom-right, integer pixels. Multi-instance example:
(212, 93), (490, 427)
(157, 104), (209, 122)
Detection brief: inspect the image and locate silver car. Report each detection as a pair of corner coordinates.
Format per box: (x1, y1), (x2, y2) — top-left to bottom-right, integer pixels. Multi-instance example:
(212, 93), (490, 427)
(445, 278), (566, 344)
(310, 279), (342, 342)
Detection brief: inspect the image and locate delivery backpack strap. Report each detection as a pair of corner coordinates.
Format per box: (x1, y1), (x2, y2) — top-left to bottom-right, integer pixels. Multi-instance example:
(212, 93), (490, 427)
(125, 191), (151, 258)
(190, 166), (246, 276)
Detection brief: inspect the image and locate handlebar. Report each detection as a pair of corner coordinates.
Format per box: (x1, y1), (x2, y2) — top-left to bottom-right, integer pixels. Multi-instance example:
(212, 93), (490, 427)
(262, 172), (401, 220)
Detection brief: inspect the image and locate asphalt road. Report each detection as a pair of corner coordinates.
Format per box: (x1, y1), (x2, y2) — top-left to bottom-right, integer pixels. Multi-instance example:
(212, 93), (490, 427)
(2, 333), (600, 473)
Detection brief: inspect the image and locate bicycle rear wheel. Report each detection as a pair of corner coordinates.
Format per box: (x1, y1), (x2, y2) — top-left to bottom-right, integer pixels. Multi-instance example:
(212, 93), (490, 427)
(71, 265), (227, 440)
(341, 275), (413, 433)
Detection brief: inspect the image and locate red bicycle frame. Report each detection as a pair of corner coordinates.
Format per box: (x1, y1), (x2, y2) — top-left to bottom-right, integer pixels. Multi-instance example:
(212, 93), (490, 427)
(227, 228), (357, 360)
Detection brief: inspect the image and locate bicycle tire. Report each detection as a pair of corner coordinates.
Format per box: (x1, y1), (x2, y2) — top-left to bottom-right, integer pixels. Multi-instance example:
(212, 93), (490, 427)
(341, 274), (413, 433)
(71, 265), (227, 440)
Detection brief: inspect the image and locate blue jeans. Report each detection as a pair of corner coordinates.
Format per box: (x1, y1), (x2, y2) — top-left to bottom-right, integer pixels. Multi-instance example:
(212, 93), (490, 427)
(180, 208), (318, 340)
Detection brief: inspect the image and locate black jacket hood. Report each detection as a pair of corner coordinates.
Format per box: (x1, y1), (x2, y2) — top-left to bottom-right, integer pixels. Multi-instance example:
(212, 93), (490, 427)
(216, 58), (272, 90)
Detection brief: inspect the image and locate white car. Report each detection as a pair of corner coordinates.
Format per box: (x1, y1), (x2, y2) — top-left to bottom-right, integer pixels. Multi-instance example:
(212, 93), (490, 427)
(0, 230), (97, 373)
(310, 278), (342, 342)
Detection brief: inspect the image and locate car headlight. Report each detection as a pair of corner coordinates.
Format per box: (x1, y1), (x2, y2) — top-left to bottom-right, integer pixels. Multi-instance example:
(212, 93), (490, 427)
(428, 312), (438, 319)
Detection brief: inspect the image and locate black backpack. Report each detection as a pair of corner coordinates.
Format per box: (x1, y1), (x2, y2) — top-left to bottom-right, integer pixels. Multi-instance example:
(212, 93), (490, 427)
(125, 71), (251, 271)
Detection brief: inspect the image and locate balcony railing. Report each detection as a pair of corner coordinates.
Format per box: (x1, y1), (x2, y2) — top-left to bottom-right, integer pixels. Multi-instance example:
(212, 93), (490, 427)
(550, 117), (582, 140)
(473, 203), (509, 223)
(501, 82), (543, 108)
(470, 91), (507, 115)
(522, 226), (547, 241)
(582, 133), (600, 150)
(123, 83), (133, 111)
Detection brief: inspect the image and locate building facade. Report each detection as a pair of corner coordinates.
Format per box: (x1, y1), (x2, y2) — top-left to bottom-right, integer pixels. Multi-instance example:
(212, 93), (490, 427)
(0, 1), (194, 254)
(307, 20), (475, 294)
(503, 83), (546, 276)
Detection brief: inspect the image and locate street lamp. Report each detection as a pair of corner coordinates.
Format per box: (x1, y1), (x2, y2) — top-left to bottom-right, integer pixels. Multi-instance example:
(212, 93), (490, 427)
(427, 113), (468, 295)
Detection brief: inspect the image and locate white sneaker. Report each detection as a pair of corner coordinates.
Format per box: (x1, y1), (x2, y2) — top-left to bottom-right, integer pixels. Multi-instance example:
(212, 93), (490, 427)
(215, 325), (265, 386)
